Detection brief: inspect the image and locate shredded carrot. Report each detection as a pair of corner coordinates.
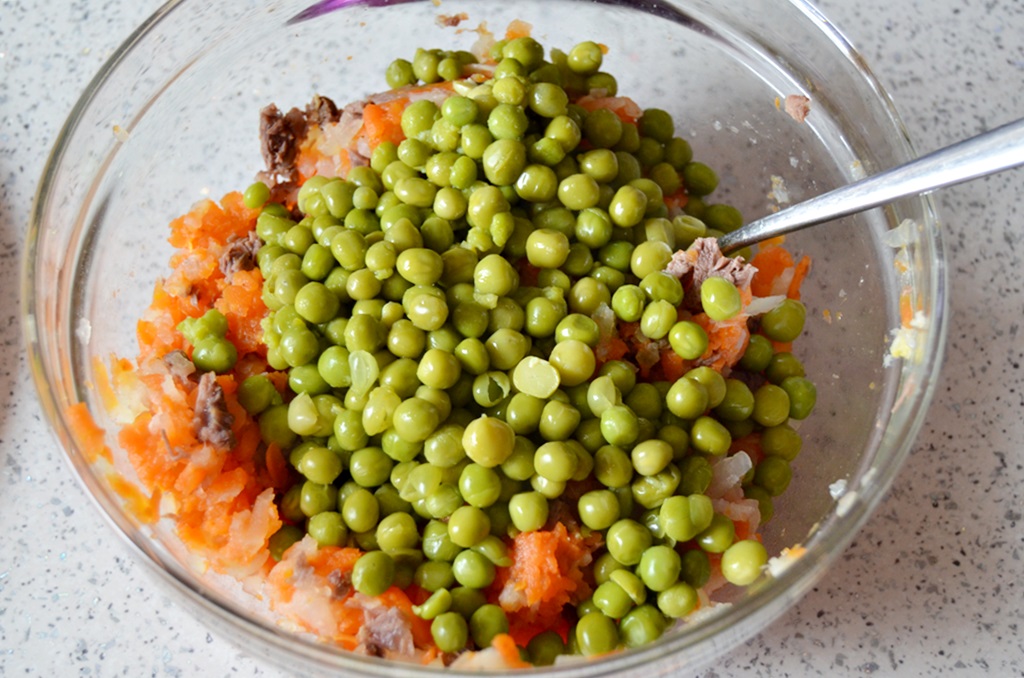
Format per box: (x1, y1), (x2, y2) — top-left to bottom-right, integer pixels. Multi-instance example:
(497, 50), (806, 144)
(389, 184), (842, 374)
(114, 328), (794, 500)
(660, 347), (689, 383)
(107, 473), (160, 524)
(663, 186), (689, 211)
(362, 98), (408, 150)
(491, 633), (532, 668)
(899, 287), (915, 327)
(493, 522), (600, 640)
(65, 402), (114, 464)
(504, 18), (532, 40)
(692, 313), (750, 373)
(786, 254), (812, 300)
(750, 246), (795, 298)
(264, 443), (291, 491)
(575, 94), (643, 124)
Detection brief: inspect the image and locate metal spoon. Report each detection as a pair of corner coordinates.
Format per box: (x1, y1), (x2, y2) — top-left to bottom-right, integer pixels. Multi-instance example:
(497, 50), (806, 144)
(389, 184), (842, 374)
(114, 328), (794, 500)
(718, 118), (1024, 253)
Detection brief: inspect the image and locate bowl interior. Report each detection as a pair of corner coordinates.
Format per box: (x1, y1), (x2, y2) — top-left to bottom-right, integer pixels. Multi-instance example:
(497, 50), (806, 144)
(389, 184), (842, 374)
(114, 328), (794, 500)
(28, 0), (945, 675)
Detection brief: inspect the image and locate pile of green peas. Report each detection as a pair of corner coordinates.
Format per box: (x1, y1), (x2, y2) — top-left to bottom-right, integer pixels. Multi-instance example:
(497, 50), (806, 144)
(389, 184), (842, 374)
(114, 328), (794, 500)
(232, 35), (816, 662)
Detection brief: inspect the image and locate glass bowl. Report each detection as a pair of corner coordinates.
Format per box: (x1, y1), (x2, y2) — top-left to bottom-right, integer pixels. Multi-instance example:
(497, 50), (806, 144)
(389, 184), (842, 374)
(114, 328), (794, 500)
(24, 0), (947, 675)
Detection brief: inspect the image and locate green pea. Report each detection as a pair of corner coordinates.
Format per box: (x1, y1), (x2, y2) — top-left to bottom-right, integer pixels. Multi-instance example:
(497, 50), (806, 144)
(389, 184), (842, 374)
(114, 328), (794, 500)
(781, 375), (817, 420)
(238, 375), (277, 415)
(557, 173), (600, 210)
(683, 366), (725, 409)
(605, 519), (652, 566)
(307, 511), (348, 547)
(665, 377), (708, 419)
(619, 604), (668, 648)
(657, 582), (698, 618)
(457, 463), (501, 509)
(682, 161), (719, 196)
(630, 463), (681, 510)
(648, 162), (682, 196)
(754, 456), (793, 496)
(689, 415), (732, 456)
(374, 511), (418, 555)
(191, 336), (238, 374)
(592, 580), (634, 620)
(659, 494), (713, 542)
(640, 299), (677, 340)
(351, 550), (395, 596)
(721, 539), (768, 586)
(538, 400), (581, 442)
(526, 228), (570, 268)
(453, 549), (496, 589)
(600, 405), (639, 447)
(555, 313), (601, 346)
(630, 439), (673, 476)
(575, 611), (620, 656)
(527, 630), (565, 666)
(700, 277), (742, 321)
(637, 544), (682, 592)
(349, 446), (394, 488)
(462, 415), (515, 468)
(296, 446), (342, 485)
(431, 612), (469, 653)
(268, 525), (303, 561)
(524, 81), (566, 118)
(515, 164), (558, 202)
(759, 424), (801, 462)
(752, 383), (791, 427)
(577, 489), (620, 530)
(339, 488), (379, 534)
(703, 203), (744, 233)
(593, 444), (633, 488)
(697, 513), (736, 553)
(665, 320), (707, 360)
(630, 240), (672, 279)
(714, 378), (755, 422)
(761, 298), (806, 342)
(739, 333), (773, 372)
(744, 485), (775, 523)
(448, 505), (491, 548)
(469, 603), (508, 648)
(471, 535), (511, 567)
(611, 284), (646, 322)
(609, 185), (647, 228)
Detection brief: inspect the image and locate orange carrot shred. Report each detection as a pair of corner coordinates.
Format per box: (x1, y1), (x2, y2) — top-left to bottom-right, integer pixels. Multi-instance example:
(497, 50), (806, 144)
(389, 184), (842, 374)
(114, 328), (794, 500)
(491, 633), (531, 668)
(65, 402), (113, 464)
(504, 19), (532, 40)
(787, 254), (812, 300)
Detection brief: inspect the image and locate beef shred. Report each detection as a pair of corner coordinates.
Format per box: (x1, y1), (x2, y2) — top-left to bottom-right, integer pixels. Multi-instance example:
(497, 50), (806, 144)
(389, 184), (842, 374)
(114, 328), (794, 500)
(258, 103), (308, 184)
(219, 230), (262, 278)
(306, 94), (340, 126)
(354, 605), (415, 658)
(665, 237), (757, 310)
(193, 371), (235, 449)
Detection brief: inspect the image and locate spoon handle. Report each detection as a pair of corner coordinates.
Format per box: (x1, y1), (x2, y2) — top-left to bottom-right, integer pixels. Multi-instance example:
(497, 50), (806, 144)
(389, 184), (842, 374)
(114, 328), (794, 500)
(718, 117), (1024, 253)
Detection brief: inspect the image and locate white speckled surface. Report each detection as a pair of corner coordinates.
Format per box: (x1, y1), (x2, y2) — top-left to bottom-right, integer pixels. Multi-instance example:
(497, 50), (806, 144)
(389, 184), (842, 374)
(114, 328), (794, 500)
(2, 0), (1023, 675)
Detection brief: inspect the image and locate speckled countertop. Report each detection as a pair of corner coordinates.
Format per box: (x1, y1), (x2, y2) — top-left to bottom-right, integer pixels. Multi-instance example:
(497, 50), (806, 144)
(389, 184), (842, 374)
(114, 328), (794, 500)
(2, 0), (1023, 675)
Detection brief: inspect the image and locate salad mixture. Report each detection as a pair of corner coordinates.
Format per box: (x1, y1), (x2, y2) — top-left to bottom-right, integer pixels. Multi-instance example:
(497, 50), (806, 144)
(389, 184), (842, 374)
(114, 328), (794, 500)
(81, 23), (815, 668)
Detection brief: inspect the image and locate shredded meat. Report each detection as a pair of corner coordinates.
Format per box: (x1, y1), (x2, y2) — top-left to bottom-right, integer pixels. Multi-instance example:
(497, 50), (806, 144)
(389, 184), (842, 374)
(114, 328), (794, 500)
(354, 605), (415, 658)
(326, 569), (353, 600)
(784, 94), (811, 123)
(436, 12), (468, 27)
(161, 349), (196, 385)
(259, 103), (308, 184)
(193, 371), (235, 449)
(219, 230), (262, 278)
(306, 94), (340, 126)
(666, 237), (757, 310)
